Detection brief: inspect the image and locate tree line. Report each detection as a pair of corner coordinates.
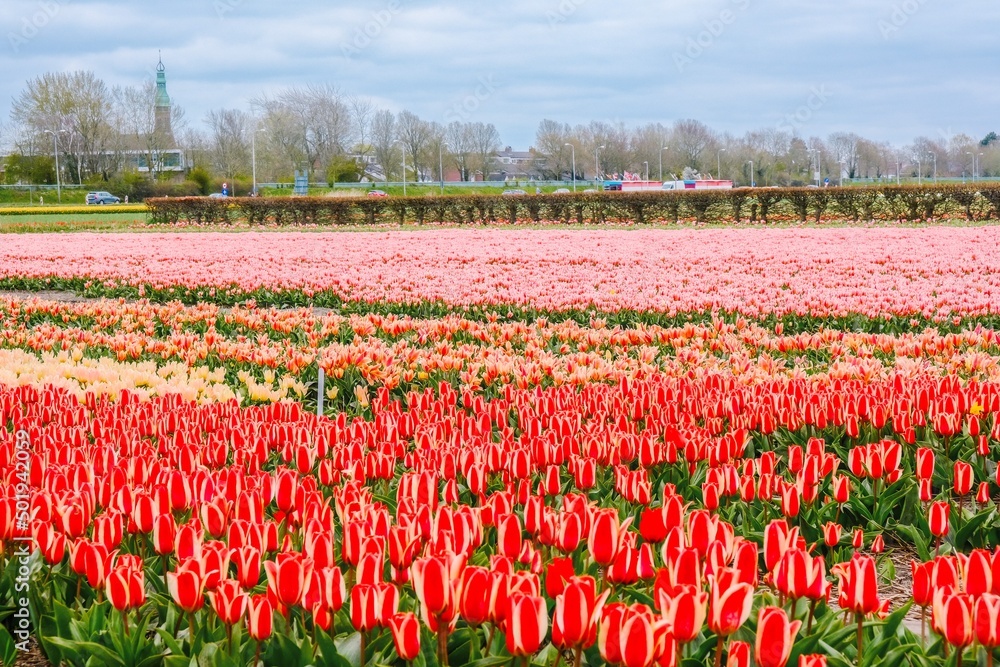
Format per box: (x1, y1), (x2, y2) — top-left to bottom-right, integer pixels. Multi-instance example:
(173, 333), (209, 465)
(3, 69), (998, 188)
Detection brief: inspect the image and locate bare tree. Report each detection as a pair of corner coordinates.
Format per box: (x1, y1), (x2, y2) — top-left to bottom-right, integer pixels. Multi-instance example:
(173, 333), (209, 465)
(349, 96), (375, 175)
(253, 84), (353, 177)
(112, 81), (181, 178)
(206, 109), (251, 181)
(535, 119), (573, 179)
(670, 119), (715, 172)
(396, 110), (432, 180)
(446, 121), (474, 181)
(11, 71), (118, 182)
(469, 122), (501, 181)
(371, 109), (399, 181)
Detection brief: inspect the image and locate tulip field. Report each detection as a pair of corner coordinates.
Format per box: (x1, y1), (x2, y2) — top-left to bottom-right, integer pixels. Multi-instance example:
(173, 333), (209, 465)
(3, 227), (1000, 667)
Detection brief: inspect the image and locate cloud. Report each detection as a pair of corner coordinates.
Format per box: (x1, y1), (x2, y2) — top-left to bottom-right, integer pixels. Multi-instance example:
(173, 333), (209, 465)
(1, 0), (997, 149)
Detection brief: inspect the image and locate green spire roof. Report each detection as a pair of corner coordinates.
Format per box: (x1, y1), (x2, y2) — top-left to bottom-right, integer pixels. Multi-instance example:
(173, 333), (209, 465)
(155, 54), (170, 108)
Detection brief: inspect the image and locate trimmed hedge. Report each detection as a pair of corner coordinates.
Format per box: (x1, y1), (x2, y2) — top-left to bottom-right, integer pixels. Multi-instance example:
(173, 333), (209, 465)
(147, 184), (1000, 226)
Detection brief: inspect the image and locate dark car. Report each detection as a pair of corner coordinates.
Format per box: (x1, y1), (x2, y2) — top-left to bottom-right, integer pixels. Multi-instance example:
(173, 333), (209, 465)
(86, 191), (121, 205)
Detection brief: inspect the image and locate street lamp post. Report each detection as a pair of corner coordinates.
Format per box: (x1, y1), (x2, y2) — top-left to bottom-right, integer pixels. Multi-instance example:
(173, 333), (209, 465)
(659, 146), (668, 182)
(565, 143), (576, 192)
(979, 153), (985, 182)
(747, 160), (754, 187)
(595, 145), (604, 186)
(43, 129), (61, 203)
(717, 148), (726, 180)
(916, 156), (922, 186)
(252, 127), (267, 196)
(643, 161), (649, 182)
(930, 152), (937, 183)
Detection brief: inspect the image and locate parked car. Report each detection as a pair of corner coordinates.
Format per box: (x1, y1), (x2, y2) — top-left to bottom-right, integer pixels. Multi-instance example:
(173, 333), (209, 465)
(501, 189), (527, 196)
(367, 190), (389, 198)
(208, 193), (228, 199)
(553, 188), (571, 194)
(86, 191), (121, 205)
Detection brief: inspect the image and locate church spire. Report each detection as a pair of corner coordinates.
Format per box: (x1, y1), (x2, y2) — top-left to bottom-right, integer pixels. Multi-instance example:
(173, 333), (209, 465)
(154, 53), (173, 142)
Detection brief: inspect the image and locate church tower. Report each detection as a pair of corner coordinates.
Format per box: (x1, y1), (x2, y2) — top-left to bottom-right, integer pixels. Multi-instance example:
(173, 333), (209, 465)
(154, 54), (173, 142)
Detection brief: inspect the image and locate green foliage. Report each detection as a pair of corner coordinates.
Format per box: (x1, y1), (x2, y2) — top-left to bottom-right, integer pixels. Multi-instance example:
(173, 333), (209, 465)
(326, 155), (364, 183)
(3, 154), (55, 185)
(187, 166), (213, 195)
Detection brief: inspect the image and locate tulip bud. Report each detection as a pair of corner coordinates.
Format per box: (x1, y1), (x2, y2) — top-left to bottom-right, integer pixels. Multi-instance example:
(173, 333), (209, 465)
(978, 482), (991, 505)
(928, 501), (950, 538)
(727, 640), (751, 667)
(388, 612), (421, 661)
(247, 594), (273, 641)
(822, 522), (841, 548)
(505, 594), (548, 657)
(755, 607), (802, 667)
(954, 461), (973, 497)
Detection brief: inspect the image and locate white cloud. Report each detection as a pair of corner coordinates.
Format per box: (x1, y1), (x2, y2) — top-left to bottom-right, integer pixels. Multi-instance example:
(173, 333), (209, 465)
(2, 0), (997, 148)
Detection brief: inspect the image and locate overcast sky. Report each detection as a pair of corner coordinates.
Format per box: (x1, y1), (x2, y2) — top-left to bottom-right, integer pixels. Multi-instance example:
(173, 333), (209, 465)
(2, 0), (997, 149)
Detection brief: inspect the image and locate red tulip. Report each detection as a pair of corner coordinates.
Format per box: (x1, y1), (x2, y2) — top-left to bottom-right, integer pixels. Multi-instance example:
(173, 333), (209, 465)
(966, 549), (993, 598)
(618, 606), (670, 667)
(545, 556), (576, 598)
(152, 513), (176, 556)
(832, 475), (850, 504)
(798, 655), (827, 667)
(852, 529), (864, 549)
(411, 553), (464, 631)
(350, 584), (381, 632)
(588, 509), (630, 567)
(505, 594), (548, 657)
(755, 607), (801, 667)
(209, 579), (248, 625)
(639, 506), (669, 544)
(978, 482), (991, 504)
(497, 513), (524, 560)
(264, 553), (313, 608)
(247, 594), (273, 642)
(915, 448), (934, 480)
(822, 522), (841, 548)
(929, 501), (950, 538)
(232, 546), (262, 589)
(727, 640), (750, 667)
(834, 554), (881, 616)
(707, 571), (753, 637)
(764, 520), (797, 573)
(932, 590), (974, 648)
(106, 566), (145, 611)
(83, 541), (115, 590)
(167, 559), (206, 612)
(975, 593), (1000, 648)
(911, 560), (935, 607)
(659, 586), (707, 644)
(598, 603), (629, 665)
(388, 612), (421, 661)
(458, 566), (491, 626)
(35, 523), (66, 565)
(954, 461), (973, 497)
(552, 575), (608, 650)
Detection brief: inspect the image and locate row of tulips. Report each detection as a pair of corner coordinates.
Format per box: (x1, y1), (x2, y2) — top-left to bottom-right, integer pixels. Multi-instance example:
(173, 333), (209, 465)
(6, 227), (1000, 320)
(4, 372), (1000, 666)
(4, 297), (1000, 413)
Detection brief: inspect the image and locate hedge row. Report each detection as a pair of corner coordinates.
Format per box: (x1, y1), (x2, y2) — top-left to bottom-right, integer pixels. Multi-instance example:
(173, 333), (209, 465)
(147, 184), (1000, 226)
